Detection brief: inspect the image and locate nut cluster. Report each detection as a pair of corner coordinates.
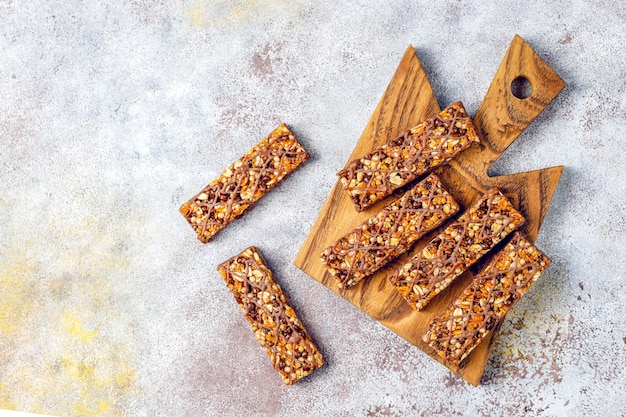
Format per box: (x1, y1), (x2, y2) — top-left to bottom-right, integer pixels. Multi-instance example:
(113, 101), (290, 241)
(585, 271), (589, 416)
(218, 247), (324, 385)
(389, 188), (526, 310)
(338, 102), (479, 211)
(180, 124), (309, 243)
(320, 174), (459, 288)
(423, 232), (551, 364)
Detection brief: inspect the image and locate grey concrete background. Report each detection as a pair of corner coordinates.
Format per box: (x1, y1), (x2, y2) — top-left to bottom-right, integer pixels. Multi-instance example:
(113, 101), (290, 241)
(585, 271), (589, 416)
(1, 1), (625, 416)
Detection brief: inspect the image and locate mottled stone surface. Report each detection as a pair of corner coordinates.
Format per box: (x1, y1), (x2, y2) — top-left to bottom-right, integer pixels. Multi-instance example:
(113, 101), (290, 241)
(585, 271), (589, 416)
(1, 1), (625, 416)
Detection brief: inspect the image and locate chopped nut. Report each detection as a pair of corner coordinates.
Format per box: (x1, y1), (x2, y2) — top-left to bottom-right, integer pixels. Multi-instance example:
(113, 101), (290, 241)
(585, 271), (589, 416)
(389, 173), (403, 186)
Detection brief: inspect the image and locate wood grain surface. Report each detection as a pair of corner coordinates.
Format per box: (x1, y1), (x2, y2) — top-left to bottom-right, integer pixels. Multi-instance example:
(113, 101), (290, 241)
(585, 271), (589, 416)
(294, 35), (565, 385)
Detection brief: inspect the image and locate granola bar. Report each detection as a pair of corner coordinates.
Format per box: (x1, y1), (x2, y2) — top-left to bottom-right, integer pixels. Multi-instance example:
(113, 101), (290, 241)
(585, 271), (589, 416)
(389, 188), (525, 310)
(180, 124), (309, 243)
(217, 246), (324, 385)
(338, 102), (479, 211)
(320, 174), (459, 289)
(423, 232), (551, 365)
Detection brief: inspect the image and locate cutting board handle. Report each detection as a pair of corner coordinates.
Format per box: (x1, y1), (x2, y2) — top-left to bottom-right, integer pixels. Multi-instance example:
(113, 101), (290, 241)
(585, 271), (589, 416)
(460, 34), (566, 176)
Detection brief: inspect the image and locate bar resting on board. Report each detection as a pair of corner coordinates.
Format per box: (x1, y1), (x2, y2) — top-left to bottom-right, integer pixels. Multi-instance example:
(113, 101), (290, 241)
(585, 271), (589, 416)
(337, 102), (479, 211)
(423, 232), (551, 365)
(389, 188), (525, 310)
(321, 174), (459, 288)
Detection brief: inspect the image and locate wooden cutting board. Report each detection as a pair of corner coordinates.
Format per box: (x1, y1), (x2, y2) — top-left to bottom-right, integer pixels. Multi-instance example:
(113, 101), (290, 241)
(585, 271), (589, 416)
(294, 35), (565, 385)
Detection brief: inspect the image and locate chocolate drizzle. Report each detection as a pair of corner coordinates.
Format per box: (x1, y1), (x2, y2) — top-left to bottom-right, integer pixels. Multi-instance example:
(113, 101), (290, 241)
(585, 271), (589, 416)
(180, 124), (309, 243)
(218, 247), (324, 385)
(390, 188), (526, 310)
(423, 232), (551, 365)
(320, 174), (459, 288)
(337, 101), (479, 211)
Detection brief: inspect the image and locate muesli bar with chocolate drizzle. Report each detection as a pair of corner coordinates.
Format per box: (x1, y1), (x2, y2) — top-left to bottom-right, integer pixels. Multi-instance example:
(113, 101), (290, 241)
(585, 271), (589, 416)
(423, 232), (551, 365)
(389, 188), (525, 310)
(338, 102), (479, 211)
(217, 246), (324, 385)
(320, 174), (459, 289)
(180, 124), (309, 243)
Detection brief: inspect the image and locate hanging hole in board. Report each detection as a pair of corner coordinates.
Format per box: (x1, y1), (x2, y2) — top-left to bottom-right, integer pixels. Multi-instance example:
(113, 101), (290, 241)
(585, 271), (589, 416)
(511, 76), (532, 99)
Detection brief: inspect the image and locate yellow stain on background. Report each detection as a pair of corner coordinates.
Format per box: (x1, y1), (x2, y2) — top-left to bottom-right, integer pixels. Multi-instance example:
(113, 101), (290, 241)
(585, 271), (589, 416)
(63, 309), (100, 343)
(0, 213), (139, 416)
(0, 256), (37, 337)
(0, 253), (41, 410)
(188, 0), (289, 28)
(0, 383), (16, 410)
(44, 351), (137, 417)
